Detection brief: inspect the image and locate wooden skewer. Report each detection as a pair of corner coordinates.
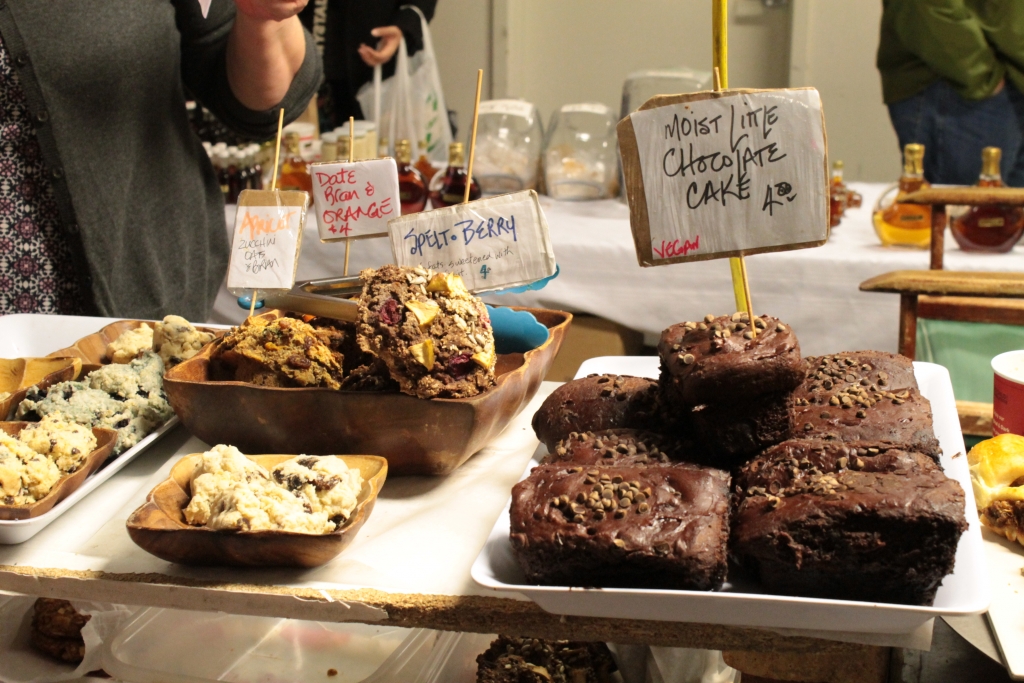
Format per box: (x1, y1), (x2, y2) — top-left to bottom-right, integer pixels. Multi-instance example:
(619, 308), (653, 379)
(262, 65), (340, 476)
(344, 116), (355, 277)
(249, 107), (287, 319)
(712, 2), (756, 335)
(463, 69), (484, 204)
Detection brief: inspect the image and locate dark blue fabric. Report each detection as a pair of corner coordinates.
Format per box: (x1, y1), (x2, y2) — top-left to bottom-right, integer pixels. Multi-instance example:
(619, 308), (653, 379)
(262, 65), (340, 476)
(887, 79), (1024, 186)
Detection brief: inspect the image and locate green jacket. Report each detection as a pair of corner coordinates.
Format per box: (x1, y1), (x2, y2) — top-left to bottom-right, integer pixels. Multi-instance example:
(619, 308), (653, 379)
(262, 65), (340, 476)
(878, 0), (1024, 104)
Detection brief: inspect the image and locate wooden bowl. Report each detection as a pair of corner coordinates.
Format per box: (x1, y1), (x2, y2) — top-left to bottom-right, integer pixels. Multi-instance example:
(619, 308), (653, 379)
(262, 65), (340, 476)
(48, 319), (222, 366)
(163, 307), (572, 476)
(126, 453), (387, 567)
(0, 357), (81, 420)
(0, 423), (118, 520)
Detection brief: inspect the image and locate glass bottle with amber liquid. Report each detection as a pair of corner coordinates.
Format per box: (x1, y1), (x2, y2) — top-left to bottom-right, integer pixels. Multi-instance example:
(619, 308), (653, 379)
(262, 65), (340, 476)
(428, 142), (481, 209)
(951, 147), (1024, 253)
(829, 160), (847, 227)
(395, 139), (427, 214)
(414, 139), (439, 184)
(872, 143), (931, 248)
(278, 131), (312, 194)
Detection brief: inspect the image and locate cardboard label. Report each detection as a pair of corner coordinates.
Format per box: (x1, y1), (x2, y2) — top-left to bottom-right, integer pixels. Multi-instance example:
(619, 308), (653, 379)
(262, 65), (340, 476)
(618, 88), (828, 266)
(387, 190), (556, 293)
(227, 191), (308, 292)
(311, 158), (400, 242)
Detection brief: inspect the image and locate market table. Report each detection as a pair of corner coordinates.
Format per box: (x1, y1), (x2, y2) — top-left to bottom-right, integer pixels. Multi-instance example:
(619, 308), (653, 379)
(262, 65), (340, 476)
(212, 183), (1024, 357)
(0, 314), (940, 664)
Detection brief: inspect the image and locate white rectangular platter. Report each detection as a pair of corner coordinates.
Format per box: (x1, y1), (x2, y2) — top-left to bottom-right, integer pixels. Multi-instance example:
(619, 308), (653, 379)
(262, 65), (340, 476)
(471, 356), (990, 634)
(984, 529), (1024, 679)
(0, 314), (223, 545)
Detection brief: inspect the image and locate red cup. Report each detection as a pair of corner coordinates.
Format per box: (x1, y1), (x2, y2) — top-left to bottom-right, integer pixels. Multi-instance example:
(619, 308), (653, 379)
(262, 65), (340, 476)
(992, 350), (1024, 436)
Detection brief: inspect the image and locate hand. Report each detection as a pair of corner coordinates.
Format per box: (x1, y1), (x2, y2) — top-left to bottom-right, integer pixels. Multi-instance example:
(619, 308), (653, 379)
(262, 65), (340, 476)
(358, 26), (402, 66)
(995, 77), (1006, 95)
(234, 0), (308, 22)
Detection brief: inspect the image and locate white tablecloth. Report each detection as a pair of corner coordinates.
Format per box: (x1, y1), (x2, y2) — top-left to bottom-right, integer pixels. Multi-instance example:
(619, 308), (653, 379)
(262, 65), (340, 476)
(211, 183), (1024, 357)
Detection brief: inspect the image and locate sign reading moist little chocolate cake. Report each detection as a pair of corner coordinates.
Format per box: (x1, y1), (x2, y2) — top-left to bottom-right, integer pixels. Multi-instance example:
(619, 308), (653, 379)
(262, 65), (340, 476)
(618, 88), (829, 266)
(387, 190), (556, 292)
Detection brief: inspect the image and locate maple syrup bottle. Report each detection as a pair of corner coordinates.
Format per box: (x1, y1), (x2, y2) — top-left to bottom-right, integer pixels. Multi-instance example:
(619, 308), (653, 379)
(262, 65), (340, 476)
(428, 142), (481, 209)
(872, 143), (931, 248)
(395, 139), (427, 214)
(414, 139), (439, 184)
(829, 160), (847, 227)
(951, 147), (1024, 253)
(278, 132), (312, 194)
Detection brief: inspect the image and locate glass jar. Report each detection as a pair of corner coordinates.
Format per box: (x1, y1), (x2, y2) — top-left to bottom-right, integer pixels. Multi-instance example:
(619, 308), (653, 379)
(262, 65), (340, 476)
(544, 103), (619, 200)
(473, 99), (543, 195)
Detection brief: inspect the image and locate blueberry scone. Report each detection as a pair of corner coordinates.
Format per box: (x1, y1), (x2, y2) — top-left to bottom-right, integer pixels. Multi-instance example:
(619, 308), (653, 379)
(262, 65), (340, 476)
(153, 315), (216, 366)
(19, 414), (98, 474)
(106, 323), (154, 364)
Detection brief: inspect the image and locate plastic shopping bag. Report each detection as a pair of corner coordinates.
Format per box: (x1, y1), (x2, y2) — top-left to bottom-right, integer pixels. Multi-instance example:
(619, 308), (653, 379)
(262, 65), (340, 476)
(357, 5), (453, 162)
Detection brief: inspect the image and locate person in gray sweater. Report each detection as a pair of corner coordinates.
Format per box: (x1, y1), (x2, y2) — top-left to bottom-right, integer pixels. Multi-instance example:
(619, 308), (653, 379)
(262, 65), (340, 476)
(0, 0), (322, 320)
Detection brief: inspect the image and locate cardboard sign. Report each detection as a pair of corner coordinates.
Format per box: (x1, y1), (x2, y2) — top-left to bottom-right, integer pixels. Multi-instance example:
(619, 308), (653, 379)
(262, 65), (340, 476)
(227, 190), (308, 292)
(310, 158), (400, 242)
(618, 88), (828, 267)
(387, 190), (556, 293)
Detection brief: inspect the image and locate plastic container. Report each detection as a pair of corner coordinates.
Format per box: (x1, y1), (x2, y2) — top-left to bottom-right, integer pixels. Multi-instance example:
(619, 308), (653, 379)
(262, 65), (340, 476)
(544, 103), (619, 200)
(473, 99), (543, 195)
(335, 121), (379, 161)
(619, 69), (712, 117)
(103, 607), (418, 683)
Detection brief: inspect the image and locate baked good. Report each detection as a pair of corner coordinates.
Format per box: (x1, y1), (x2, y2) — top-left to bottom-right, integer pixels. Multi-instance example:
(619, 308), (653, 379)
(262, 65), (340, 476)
(798, 351), (919, 398)
(689, 391), (791, 465)
(356, 265), (496, 399)
(18, 352), (173, 454)
(731, 440), (967, 605)
(153, 315), (215, 366)
(18, 414), (97, 473)
(217, 316), (343, 389)
(30, 598), (90, 664)
(306, 316), (398, 392)
(658, 313), (803, 406)
(476, 637), (616, 683)
(106, 323), (154, 364)
(509, 463), (730, 590)
(969, 433), (1024, 546)
(541, 429), (680, 467)
(184, 445), (362, 534)
(0, 431), (61, 505)
(532, 374), (660, 450)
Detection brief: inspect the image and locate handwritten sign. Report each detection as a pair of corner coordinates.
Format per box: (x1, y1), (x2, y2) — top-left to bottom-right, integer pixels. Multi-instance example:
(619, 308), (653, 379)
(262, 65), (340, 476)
(310, 158), (400, 242)
(227, 190), (308, 292)
(617, 88), (828, 266)
(387, 190), (556, 293)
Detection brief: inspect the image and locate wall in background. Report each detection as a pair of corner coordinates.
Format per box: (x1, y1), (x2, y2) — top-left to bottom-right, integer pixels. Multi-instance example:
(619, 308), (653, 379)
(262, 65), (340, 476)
(428, 0), (898, 181)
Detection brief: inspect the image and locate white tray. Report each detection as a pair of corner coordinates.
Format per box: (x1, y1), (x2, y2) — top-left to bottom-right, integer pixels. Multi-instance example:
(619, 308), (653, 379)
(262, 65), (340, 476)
(471, 356), (990, 634)
(0, 314), (223, 545)
(984, 528), (1024, 679)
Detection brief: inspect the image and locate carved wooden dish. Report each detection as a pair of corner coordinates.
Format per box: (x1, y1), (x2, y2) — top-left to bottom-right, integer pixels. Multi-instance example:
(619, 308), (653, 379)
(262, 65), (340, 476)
(0, 423), (118, 520)
(163, 307), (572, 476)
(48, 319), (223, 367)
(0, 357), (81, 420)
(126, 453), (387, 567)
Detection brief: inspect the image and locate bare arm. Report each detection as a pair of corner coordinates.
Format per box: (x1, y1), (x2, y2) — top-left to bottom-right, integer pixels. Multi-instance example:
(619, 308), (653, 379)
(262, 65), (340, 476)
(227, 0), (309, 110)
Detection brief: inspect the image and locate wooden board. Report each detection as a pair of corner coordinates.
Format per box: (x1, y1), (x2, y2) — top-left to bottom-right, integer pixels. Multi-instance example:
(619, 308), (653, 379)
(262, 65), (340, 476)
(860, 270), (1024, 298)
(901, 187), (1024, 206)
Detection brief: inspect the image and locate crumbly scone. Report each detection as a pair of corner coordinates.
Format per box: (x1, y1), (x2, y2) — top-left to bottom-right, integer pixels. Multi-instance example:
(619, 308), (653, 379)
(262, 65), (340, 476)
(306, 316), (398, 392)
(218, 316), (343, 389)
(476, 636), (617, 683)
(30, 598), (90, 664)
(969, 433), (1024, 546)
(0, 431), (61, 505)
(153, 315), (215, 366)
(19, 414), (97, 473)
(106, 323), (154, 364)
(17, 352), (173, 454)
(183, 445), (362, 534)
(357, 265), (496, 399)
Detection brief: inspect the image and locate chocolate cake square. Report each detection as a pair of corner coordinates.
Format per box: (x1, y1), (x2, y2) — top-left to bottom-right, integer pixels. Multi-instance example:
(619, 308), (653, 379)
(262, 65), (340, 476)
(731, 440), (967, 605)
(510, 463), (730, 590)
(658, 313), (803, 406)
(540, 429), (682, 467)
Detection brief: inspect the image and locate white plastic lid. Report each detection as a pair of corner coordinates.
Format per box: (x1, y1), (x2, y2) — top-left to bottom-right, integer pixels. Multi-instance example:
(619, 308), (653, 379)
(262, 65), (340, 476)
(992, 349), (1024, 383)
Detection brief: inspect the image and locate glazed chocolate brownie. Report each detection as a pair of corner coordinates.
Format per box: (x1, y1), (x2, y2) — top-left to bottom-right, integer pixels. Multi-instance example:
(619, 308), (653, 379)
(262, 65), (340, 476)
(658, 313), (803, 406)
(357, 265), (496, 399)
(30, 598), (90, 664)
(510, 463), (730, 590)
(541, 429), (681, 467)
(532, 375), (660, 450)
(689, 391), (791, 465)
(476, 637), (616, 683)
(796, 351), (919, 400)
(731, 442), (967, 605)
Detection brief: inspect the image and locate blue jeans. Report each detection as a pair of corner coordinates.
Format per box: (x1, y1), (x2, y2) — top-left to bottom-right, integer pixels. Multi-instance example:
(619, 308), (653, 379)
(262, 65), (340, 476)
(887, 79), (1023, 186)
